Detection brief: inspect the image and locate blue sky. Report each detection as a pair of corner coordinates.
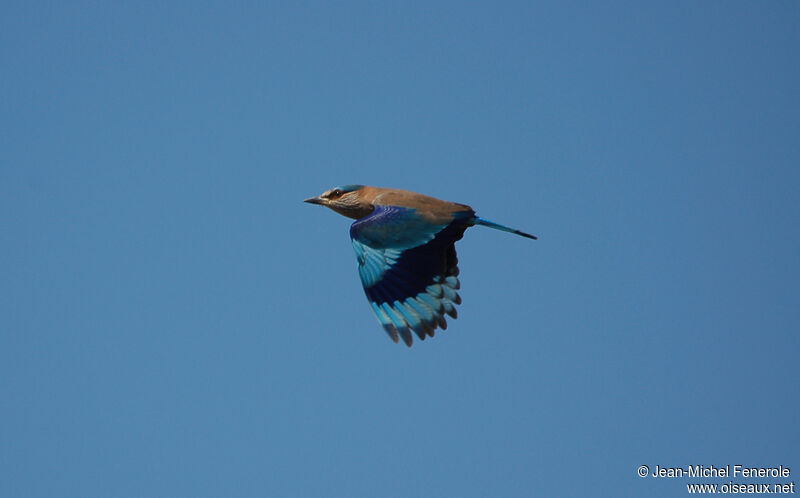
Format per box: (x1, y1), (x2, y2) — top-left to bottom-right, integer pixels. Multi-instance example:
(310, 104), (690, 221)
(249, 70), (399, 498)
(2, 2), (798, 497)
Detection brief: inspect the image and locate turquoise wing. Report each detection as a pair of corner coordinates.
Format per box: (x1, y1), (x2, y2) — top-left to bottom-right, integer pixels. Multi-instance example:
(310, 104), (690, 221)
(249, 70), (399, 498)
(350, 205), (473, 346)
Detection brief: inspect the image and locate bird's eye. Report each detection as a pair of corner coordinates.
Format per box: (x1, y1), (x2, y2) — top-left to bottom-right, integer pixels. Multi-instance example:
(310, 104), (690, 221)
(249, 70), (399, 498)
(330, 189), (343, 198)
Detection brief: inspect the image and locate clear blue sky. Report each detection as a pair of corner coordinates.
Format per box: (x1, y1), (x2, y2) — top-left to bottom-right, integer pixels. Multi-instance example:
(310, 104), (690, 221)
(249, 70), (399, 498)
(2, 2), (798, 497)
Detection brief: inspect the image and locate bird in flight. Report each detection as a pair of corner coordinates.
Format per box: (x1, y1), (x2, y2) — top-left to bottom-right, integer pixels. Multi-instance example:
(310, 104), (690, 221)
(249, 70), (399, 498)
(305, 185), (536, 346)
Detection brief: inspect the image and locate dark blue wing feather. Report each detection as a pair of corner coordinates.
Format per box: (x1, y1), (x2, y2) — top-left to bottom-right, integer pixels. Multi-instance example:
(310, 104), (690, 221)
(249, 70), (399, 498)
(350, 205), (473, 346)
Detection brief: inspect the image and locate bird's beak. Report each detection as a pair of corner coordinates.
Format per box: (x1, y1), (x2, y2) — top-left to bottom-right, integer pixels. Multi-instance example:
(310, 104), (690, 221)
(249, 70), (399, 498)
(304, 196), (325, 205)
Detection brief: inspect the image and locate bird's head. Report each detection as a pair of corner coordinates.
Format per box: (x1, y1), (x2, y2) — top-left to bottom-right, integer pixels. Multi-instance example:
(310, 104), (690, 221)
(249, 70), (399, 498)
(304, 185), (374, 219)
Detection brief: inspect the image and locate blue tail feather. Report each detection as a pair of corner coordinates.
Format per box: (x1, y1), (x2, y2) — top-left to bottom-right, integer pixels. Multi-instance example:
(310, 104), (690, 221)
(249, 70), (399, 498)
(474, 217), (537, 240)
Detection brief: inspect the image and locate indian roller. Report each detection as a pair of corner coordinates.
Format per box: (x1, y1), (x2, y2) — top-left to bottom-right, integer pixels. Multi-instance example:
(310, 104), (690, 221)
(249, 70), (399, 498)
(305, 185), (536, 346)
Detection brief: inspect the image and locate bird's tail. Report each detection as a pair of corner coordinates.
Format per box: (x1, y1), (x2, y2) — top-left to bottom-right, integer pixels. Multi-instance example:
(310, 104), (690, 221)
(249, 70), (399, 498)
(474, 217), (537, 240)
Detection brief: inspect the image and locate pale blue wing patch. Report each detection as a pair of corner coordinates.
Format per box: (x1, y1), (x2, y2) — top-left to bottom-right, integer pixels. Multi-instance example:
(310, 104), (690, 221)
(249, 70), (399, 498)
(351, 239), (403, 288)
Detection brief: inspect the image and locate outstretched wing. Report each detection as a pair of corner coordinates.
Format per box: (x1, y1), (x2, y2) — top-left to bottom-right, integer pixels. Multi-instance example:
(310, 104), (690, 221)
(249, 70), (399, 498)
(350, 205), (473, 346)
